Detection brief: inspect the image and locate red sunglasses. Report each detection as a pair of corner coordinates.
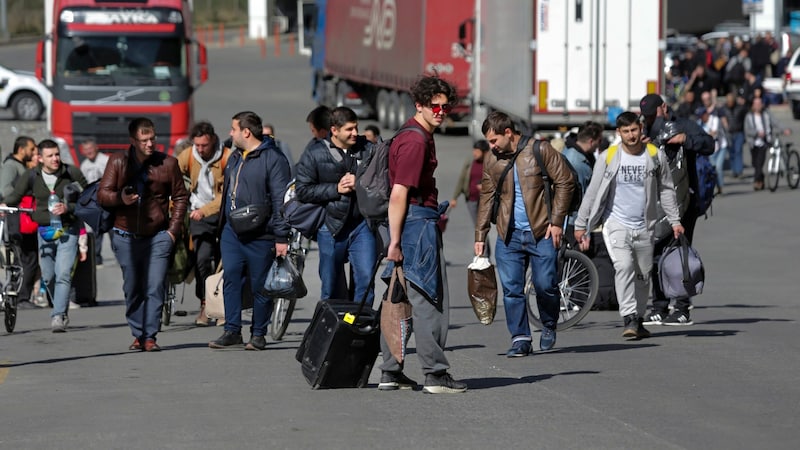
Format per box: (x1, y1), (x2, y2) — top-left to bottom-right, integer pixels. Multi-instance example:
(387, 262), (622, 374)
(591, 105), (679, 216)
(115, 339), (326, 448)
(430, 103), (453, 115)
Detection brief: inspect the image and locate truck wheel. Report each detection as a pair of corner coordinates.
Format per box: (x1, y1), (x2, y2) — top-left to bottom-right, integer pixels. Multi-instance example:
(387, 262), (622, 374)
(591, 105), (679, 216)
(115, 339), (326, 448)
(377, 90), (390, 128)
(793, 100), (800, 120)
(11, 92), (44, 121)
(398, 93), (414, 127)
(387, 91), (400, 130)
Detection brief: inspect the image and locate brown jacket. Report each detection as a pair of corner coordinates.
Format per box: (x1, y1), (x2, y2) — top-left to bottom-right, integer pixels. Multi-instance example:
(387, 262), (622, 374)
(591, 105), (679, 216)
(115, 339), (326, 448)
(97, 149), (189, 238)
(176, 145), (230, 218)
(475, 138), (574, 242)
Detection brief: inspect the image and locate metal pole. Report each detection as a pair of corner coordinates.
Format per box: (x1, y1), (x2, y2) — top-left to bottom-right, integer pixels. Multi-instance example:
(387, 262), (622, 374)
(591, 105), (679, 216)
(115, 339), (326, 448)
(0, 0), (9, 42)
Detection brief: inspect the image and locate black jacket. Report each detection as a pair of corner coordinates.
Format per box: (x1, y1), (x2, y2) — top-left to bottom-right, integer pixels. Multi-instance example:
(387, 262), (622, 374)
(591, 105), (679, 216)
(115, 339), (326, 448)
(645, 110), (715, 211)
(295, 136), (371, 237)
(6, 164), (87, 227)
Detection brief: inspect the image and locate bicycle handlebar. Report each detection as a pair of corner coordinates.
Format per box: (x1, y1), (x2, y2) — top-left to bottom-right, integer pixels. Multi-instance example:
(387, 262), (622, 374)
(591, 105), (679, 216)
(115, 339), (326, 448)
(0, 206), (34, 214)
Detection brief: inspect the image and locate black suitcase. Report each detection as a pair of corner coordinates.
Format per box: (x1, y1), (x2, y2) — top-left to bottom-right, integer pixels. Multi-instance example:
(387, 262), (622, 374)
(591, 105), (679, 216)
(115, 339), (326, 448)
(295, 258), (382, 389)
(296, 300), (380, 389)
(588, 231), (618, 311)
(72, 232), (97, 306)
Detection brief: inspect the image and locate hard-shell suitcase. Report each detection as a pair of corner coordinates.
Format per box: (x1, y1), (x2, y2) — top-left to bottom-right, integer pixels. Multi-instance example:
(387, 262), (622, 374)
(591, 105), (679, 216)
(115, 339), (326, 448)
(72, 232), (97, 306)
(296, 299), (380, 389)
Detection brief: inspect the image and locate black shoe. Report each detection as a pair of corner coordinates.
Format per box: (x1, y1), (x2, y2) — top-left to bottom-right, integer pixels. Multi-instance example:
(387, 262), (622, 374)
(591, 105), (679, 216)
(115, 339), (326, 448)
(540, 326), (557, 351)
(245, 335), (267, 351)
(422, 372), (467, 394)
(208, 331), (243, 349)
(622, 314), (639, 338)
(378, 371), (418, 391)
(642, 309), (668, 325)
(636, 318), (651, 338)
(662, 310), (694, 326)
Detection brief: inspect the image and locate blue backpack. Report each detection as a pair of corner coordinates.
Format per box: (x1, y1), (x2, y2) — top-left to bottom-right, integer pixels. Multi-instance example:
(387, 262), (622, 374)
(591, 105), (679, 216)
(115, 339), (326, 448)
(694, 154), (717, 217)
(74, 180), (115, 233)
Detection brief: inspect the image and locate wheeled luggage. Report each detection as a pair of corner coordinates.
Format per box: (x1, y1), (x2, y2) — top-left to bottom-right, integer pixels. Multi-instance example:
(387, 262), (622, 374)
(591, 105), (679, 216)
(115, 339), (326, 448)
(295, 259), (382, 389)
(296, 299), (380, 389)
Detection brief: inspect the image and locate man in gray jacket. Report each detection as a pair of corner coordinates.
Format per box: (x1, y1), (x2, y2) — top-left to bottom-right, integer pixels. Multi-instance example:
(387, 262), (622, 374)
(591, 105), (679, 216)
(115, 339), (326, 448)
(574, 112), (684, 339)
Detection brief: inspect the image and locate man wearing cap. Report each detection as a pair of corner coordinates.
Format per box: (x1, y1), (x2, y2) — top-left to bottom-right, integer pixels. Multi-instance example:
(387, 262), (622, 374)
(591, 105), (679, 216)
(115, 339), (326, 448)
(639, 93), (714, 327)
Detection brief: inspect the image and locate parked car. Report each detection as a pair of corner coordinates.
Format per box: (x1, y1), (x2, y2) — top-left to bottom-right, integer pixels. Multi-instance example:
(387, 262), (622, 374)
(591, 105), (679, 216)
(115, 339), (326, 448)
(784, 47), (800, 119)
(0, 64), (50, 120)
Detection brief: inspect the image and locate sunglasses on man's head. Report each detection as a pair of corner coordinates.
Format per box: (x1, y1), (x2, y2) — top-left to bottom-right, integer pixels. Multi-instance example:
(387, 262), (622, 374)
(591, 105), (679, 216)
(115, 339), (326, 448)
(430, 103), (453, 115)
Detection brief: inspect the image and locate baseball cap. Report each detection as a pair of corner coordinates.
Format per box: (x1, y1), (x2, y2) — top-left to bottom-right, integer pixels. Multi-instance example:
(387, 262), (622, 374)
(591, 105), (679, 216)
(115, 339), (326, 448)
(640, 94), (664, 116)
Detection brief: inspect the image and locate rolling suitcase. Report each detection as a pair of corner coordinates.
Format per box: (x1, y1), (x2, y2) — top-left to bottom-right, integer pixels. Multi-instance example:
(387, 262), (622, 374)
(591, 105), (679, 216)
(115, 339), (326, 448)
(295, 260), (382, 389)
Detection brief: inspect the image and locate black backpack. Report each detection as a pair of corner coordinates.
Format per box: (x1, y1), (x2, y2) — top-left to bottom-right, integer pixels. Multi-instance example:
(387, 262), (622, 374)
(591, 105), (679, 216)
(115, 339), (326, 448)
(355, 126), (425, 221)
(530, 139), (583, 222)
(74, 180), (115, 234)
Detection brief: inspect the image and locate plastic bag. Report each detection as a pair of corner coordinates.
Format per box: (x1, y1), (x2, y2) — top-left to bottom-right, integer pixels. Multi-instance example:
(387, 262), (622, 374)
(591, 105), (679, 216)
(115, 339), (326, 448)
(467, 256), (497, 325)
(263, 256), (307, 299)
(380, 266), (412, 364)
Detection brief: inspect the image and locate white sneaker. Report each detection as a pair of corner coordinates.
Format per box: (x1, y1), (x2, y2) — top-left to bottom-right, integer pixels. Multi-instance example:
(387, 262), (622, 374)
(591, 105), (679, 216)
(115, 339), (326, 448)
(51, 315), (68, 333)
(32, 293), (49, 308)
(69, 301), (82, 310)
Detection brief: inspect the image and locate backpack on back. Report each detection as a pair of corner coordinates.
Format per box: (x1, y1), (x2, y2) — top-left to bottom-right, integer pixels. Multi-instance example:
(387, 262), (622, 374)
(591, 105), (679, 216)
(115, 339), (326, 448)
(355, 126), (426, 221)
(75, 180), (115, 234)
(694, 154), (717, 217)
(531, 139), (584, 221)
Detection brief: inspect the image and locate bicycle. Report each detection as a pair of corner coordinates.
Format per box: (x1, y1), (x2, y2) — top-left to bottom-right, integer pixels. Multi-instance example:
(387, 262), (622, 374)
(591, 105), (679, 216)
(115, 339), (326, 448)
(525, 242), (599, 331)
(0, 205), (34, 333)
(766, 136), (800, 192)
(270, 229), (309, 341)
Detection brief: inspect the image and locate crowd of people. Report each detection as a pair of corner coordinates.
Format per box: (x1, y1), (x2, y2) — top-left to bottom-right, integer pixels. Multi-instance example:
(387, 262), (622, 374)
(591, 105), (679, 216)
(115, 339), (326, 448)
(2, 66), (783, 393)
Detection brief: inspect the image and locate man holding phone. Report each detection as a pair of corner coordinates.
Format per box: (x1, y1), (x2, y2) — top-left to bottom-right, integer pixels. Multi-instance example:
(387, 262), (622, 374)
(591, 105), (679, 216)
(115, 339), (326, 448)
(98, 117), (189, 352)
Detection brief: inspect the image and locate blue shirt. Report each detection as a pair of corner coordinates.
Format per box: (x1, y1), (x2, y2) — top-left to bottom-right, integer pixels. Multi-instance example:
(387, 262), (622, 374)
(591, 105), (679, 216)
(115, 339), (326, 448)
(512, 163), (531, 231)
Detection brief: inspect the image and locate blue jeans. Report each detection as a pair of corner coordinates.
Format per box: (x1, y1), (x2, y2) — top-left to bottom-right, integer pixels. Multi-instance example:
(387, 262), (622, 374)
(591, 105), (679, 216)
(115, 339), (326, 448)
(730, 131), (744, 176)
(220, 224), (274, 337)
(38, 226), (79, 317)
(111, 229), (174, 340)
(495, 229), (559, 340)
(316, 220), (377, 305)
(710, 147), (728, 189)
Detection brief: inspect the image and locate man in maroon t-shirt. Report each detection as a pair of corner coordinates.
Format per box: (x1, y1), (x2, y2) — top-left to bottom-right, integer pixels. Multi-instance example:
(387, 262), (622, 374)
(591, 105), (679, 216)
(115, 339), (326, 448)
(376, 76), (467, 395)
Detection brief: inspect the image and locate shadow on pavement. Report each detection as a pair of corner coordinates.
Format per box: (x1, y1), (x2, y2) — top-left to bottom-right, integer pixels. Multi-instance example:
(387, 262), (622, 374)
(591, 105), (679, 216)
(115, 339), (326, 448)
(652, 328), (739, 337)
(463, 370), (600, 389)
(556, 343), (658, 353)
(0, 351), (133, 367)
(694, 304), (775, 309)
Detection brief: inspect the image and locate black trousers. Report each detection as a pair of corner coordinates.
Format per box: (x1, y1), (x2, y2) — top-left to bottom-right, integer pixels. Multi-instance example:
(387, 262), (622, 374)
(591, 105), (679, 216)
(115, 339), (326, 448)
(192, 233), (219, 302)
(751, 144), (768, 183)
(17, 232), (40, 303)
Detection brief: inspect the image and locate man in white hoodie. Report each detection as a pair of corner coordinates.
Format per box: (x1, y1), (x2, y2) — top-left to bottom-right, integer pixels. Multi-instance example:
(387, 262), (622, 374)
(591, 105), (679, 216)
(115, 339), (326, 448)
(178, 121), (230, 326)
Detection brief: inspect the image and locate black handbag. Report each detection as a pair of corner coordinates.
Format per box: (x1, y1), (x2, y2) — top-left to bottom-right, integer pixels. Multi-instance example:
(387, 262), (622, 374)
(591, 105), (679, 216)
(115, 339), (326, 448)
(228, 204), (270, 236)
(189, 214), (219, 237)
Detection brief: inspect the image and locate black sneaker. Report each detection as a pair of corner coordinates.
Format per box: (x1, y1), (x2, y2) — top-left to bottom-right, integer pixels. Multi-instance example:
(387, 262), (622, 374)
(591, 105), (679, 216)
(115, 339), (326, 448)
(422, 372), (467, 394)
(245, 335), (267, 351)
(208, 331), (243, 348)
(622, 314), (638, 338)
(636, 318), (651, 338)
(378, 371), (418, 391)
(662, 310), (693, 326)
(540, 326), (557, 351)
(642, 309), (668, 326)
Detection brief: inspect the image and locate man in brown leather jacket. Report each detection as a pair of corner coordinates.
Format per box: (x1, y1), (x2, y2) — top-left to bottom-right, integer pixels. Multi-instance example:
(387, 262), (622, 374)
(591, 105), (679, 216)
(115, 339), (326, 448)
(475, 111), (574, 357)
(98, 117), (189, 352)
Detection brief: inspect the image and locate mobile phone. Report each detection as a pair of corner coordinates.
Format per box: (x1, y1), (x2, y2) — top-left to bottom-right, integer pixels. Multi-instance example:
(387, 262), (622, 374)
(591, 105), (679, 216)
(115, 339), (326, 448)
(124, 186), (136, 195)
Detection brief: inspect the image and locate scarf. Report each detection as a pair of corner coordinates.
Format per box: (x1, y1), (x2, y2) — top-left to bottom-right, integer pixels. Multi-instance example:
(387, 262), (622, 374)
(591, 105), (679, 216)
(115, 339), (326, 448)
(190, 144), (223, 211)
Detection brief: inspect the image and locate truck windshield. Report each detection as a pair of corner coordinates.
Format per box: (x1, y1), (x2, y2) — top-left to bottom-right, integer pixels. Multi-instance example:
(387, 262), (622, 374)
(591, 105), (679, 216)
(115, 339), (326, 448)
(56, 35), (186, 85)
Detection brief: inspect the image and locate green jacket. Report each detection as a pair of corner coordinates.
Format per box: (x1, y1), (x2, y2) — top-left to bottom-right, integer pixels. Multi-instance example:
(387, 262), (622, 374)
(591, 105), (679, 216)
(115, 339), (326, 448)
(5, 164), (87, 227)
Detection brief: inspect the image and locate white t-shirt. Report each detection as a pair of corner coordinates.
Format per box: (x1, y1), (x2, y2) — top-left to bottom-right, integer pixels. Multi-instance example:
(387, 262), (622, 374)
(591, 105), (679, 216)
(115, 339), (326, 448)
(80, 152), (109, 184)
(606, 150), (648, 229)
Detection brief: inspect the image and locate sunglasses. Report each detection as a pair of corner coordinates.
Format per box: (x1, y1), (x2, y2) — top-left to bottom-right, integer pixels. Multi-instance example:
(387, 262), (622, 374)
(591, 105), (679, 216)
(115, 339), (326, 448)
(430, 103), (453, 115)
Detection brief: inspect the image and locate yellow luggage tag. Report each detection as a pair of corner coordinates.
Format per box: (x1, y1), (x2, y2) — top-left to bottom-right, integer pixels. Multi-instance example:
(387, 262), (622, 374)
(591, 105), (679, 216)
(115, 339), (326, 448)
(343, 313), (356, 324)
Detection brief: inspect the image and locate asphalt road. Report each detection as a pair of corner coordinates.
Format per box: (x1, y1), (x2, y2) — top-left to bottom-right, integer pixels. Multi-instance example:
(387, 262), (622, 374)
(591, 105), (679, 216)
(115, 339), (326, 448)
(1, 42), (800, 449)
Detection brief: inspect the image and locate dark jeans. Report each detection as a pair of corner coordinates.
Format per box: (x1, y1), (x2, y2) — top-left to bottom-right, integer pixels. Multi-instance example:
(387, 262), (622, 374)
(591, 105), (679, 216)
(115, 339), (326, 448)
(751, 144), (768, 183)
(316, 220), (377, 305)
(111, 229), (174, 341)
(652, 208), (699, 313)
(220, 224), (274, 337)
(192, 232), (219, 302)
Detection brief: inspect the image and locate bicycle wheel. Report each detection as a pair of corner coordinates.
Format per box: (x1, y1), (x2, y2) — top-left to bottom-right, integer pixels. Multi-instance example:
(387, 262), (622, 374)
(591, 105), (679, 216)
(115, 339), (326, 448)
(271, 297), (296, 341)
(161, 283), (175, 326)
(527, 249), (599, 331)
(786, 150), (800, 189)
(766, 150), (781, 192)
(4, 294), (17, 333)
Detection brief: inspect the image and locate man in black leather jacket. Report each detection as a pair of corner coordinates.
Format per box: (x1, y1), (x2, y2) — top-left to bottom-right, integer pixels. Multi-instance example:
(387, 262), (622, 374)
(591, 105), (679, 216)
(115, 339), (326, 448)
(295, 106), (377, 306)
(639, 94), (714, 326)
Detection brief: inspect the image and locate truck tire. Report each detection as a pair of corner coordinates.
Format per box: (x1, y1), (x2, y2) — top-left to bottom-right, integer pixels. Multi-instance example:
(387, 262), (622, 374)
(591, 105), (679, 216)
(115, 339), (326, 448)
(387, 91), (401, 130)
(398, 92), (414, 127)
(377, 89), (390, 128)
(11, 91), (44, 121)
